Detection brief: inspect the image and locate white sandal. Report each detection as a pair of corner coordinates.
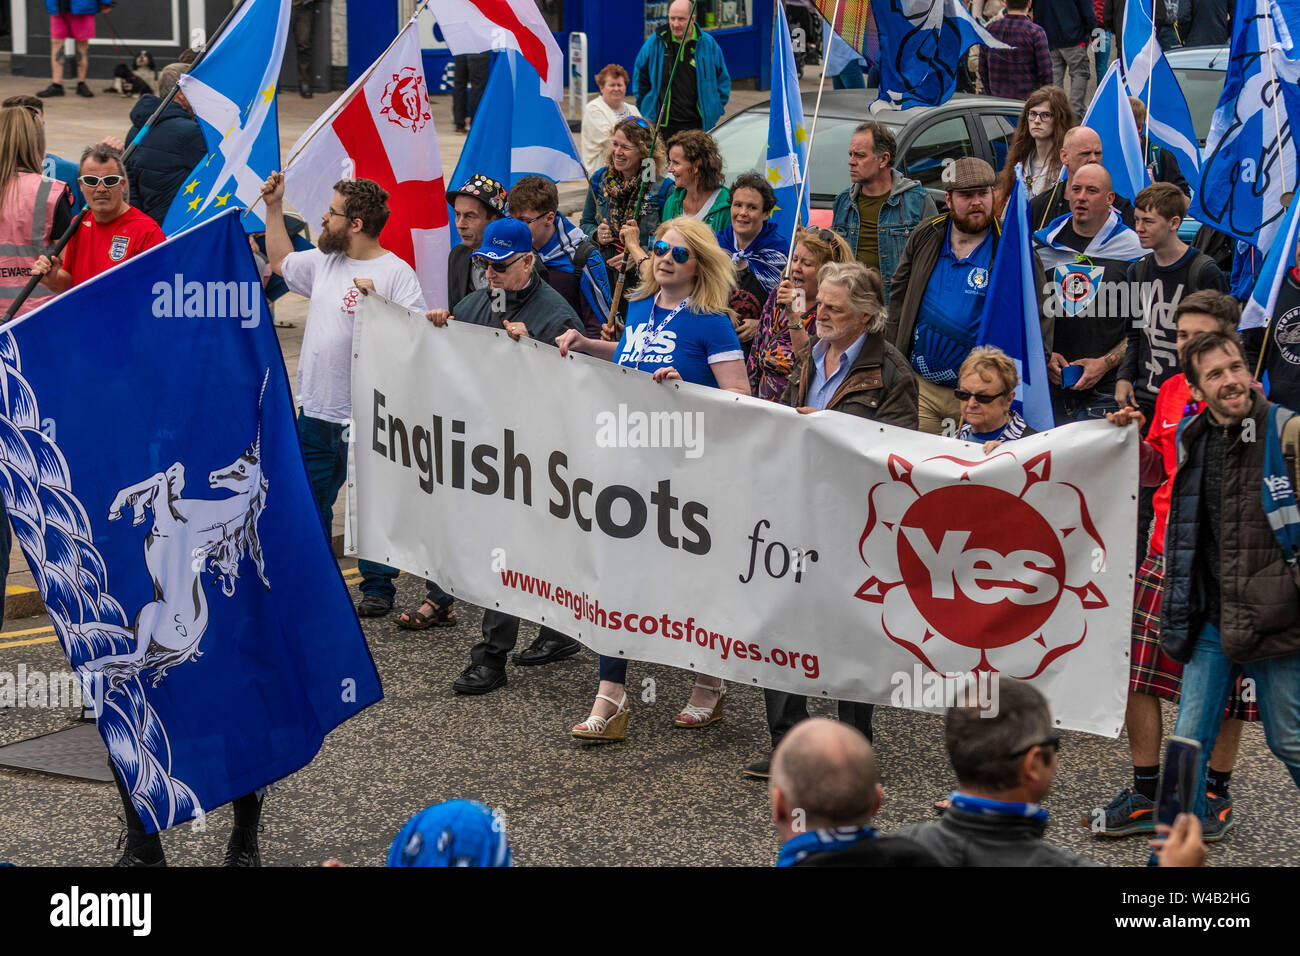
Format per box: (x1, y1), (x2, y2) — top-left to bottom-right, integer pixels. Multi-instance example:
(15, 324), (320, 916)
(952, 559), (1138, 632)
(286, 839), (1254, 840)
(571, 692), (629, 741)
(674, 680), (727, 729)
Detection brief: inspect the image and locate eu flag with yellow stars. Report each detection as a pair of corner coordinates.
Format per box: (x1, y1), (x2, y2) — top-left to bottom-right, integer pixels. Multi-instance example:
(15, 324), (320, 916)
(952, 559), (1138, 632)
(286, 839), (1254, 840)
(766, 1), (809, 239)
(160, 0), (291, 236)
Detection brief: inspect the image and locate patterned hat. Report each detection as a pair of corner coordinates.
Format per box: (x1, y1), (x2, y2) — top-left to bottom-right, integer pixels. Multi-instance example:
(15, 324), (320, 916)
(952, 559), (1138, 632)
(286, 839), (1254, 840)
(447, 174), (508, 218)
(386, 800), (512, 867)
(941, 156), (996, 192)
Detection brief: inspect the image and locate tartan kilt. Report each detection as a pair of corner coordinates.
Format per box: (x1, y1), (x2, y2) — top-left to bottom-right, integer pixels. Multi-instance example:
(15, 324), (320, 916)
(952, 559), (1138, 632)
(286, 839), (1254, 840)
(1128, 551), (1259, 722)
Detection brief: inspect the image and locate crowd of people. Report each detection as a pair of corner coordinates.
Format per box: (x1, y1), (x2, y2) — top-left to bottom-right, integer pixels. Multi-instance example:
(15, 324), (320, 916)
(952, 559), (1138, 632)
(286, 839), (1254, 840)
(0, 0), (1297, 868)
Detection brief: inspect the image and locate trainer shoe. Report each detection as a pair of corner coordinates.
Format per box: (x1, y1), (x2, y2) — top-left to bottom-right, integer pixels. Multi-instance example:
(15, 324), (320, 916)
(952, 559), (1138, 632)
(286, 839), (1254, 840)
(741, 757), (771, 779)
(1202, 791), (1235, 843)
(36, 83), (65, 98)
(1080, 787), (1156, 837)
(76, 82), (93, 98)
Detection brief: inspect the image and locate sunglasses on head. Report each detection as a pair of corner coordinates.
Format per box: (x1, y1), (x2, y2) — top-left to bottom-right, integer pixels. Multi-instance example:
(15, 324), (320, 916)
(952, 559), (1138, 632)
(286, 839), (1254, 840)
(652, 239), (691, 264)
(79, 174), (123, 188)
(954, 388), (1009, 404)
(1009, 735), (1061, 759)
(630, 117), (651, 130)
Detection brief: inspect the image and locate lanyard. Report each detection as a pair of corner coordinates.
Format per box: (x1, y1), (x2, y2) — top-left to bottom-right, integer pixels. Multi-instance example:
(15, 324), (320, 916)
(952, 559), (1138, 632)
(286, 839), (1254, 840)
(627, 294), (689, 368)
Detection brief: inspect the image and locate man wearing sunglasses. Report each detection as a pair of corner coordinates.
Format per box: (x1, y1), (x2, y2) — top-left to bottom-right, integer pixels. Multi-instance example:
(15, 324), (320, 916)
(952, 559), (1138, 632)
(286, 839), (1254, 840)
(424, 217), (586, 694)
(32, 144), (163, 293)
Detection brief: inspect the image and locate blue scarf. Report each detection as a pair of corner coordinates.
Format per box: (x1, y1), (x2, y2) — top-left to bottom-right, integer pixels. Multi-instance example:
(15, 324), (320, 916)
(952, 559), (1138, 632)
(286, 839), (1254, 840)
(958, 410), (1029, 443)
(717, 219), (788, 295)
(947, 791), (1049, 823)
(776, 825), (877, 867)
(1263, 405), (1300, 565)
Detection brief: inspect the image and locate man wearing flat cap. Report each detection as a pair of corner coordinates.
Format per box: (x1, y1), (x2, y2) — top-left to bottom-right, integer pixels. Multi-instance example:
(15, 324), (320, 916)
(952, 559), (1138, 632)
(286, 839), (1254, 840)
(887, 156), (1051, 434)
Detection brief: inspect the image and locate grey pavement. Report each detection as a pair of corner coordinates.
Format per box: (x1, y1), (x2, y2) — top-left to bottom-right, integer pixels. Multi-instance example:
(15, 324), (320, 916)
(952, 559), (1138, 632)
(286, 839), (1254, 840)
(2, 59), (1288, 870)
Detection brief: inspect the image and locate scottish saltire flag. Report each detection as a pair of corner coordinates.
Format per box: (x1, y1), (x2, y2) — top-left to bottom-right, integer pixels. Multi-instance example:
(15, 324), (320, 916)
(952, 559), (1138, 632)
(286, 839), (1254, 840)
(1241, 190), (1300, 329)
(870, 0), (1007, 108)
(1190, 0), (1300, 249)
(160, 0), (290, 235)
(767, 3), (809, 238)
(1083, 61), (1150, 202)
(449, 49), (586, 195)
(0, 210), (381, 831)
(976, 176), (1053, 432)
(1120, 0), (1202, 189)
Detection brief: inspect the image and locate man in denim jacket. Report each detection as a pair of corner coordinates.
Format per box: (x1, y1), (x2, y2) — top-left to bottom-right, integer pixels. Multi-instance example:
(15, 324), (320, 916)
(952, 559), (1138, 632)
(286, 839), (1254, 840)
(830, 121), (937, 302)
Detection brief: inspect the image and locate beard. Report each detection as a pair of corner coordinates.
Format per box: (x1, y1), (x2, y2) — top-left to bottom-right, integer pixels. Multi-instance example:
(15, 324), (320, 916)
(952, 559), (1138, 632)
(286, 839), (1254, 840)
(318, 226), (348, 255)
(951, 209), (989, 234)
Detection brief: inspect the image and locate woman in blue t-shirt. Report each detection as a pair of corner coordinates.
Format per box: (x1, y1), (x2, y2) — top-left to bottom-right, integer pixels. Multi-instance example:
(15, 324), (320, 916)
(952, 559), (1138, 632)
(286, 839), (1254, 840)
(556, 217), (750, 742)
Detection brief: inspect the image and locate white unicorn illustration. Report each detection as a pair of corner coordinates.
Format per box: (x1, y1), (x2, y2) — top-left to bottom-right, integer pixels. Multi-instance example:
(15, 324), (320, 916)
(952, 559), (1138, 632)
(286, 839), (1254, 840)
(78, 373), (271, 692)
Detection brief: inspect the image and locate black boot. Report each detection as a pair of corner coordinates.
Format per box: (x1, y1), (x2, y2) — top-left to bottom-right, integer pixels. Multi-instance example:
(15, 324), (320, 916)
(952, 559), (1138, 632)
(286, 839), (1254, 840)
(223, 791), (264, 865)
(298, 60), (313, 99)
(111, 766), (165, 866)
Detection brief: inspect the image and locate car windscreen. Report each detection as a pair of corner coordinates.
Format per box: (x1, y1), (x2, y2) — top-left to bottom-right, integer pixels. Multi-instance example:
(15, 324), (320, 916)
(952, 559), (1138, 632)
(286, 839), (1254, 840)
(1169, 67), (1226, 144)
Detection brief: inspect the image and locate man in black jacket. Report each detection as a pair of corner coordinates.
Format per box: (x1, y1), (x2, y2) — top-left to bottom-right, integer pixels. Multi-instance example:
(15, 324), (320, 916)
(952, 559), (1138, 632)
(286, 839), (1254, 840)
(445, 173), (507, 308)
(1030, 127), (1137, 230)
(123, 63), (206, 227)
(425, 218), (586, 694)
(771, 718), (938, 867)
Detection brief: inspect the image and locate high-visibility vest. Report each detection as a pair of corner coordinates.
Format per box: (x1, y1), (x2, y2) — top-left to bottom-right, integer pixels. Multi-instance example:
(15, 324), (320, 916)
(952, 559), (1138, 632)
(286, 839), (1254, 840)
(0, 171), (65, 317)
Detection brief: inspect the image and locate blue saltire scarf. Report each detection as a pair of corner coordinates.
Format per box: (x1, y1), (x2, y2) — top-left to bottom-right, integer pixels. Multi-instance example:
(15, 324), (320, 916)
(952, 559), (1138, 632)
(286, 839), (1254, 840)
(717, 219), (789, 295)
(1263, 405), (1300, 565)
(776, 825), (877, 867)
(947, 791), (1049, 823)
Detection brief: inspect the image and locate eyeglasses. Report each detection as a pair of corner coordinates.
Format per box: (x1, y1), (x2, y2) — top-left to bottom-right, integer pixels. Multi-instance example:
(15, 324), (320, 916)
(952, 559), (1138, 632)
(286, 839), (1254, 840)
(652, 239), (691, 264)
(517, 212), (550, 225)
(1009, 736), (1062, 759)
(79, 174), (123, 188)
(484, 255), (525, 274)
(325, 207), (350, 219)
(1027, 109), (1053, 122)
(954, 388), (1009, 404)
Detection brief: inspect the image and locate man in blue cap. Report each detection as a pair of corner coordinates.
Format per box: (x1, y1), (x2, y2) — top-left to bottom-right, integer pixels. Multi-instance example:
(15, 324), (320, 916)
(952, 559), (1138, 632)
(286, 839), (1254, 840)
(425, 218), (586, 694)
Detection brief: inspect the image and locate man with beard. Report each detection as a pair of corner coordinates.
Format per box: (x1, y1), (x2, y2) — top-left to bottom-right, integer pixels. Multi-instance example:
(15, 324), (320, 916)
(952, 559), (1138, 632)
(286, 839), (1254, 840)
(260, 172), (426, 618)
(888, 157), (1020, 435)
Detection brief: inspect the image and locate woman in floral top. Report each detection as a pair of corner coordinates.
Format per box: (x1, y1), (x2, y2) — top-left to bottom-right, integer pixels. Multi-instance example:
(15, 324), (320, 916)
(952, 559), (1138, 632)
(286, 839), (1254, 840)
(747, 226), (854, 401)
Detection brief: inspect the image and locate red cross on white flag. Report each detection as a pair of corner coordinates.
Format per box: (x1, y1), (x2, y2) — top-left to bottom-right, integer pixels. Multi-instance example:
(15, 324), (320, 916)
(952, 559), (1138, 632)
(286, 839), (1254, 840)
(427, 0), (565, 102)
(283, 22), (451, 309)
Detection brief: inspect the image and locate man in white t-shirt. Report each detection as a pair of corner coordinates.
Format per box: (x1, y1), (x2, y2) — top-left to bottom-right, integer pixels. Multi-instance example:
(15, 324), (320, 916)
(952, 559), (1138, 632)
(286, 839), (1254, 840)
(261, 171), (426, 617)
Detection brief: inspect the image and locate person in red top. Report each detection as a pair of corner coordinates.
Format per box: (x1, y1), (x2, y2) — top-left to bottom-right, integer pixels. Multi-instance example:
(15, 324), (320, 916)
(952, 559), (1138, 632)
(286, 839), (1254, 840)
(1084, 290), (1260, 842)
(31, 143), (164, 292)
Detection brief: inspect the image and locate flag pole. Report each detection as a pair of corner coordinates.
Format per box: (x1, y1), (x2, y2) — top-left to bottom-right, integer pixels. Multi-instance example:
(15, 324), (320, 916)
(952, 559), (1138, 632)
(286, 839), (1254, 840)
(783, 0), (842, 267)
(2, 0), (247, 323)
(604, 0), (700, 336)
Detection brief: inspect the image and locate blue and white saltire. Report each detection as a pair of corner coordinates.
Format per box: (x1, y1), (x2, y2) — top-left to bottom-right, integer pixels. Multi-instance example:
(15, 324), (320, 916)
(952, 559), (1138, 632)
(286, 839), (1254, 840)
(160, 0), (290, 235)
(1189, 0), (1300, 250)
(872, 0), (1007, 110)
(1083, 60), (1150, 202)
(1033, 209), (1146, 271)
(449, 49), (586, 194)
(1120, 0), (1202, 189)
(976, 176), (1054, 433)
(1240, 182), (1300, 329)
(766, 2), (809, 238)
(0, 211), (382, 831)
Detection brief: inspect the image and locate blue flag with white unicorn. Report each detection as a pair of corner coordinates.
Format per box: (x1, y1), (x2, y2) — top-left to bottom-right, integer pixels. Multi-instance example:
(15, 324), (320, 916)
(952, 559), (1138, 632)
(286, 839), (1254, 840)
(160, 0), (290, 235)
(1120, 0), (1202, 191)
(976, 176), (1053, 433)
(872, 0), (1007, 109)
(0, 211), (381, 832)
(450, 49), (587, 195)
(1083, 60), (1150, 202)
(767, 2), (809, 238)
(1190, 0), (1300, 250)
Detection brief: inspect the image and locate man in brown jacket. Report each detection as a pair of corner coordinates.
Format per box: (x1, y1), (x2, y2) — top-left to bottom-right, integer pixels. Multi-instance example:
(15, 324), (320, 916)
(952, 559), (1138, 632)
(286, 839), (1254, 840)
(1157, 330), (1300, 821)
(742, 261), (918, 779)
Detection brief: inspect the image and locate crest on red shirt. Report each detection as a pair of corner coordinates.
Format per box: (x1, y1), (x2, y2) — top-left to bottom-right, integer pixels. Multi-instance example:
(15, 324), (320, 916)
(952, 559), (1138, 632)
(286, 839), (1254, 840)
(109, 235), (130, 262)
(379, 67), (431, 133)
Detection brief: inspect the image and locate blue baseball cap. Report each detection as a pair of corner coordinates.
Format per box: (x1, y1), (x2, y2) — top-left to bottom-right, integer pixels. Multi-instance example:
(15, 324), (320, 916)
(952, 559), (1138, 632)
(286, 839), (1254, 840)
(386, 800), (512, 867)
(472, 218), (534, 262)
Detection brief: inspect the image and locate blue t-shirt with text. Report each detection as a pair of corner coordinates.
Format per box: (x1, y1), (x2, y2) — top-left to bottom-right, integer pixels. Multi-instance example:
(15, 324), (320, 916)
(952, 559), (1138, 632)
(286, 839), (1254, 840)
(613, 296), (743, 388)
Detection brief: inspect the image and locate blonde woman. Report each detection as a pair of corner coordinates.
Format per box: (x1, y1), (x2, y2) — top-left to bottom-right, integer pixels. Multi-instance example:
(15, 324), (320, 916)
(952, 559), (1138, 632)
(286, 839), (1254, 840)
(555, 217), (751, 741)
(0, 106), (73, 316)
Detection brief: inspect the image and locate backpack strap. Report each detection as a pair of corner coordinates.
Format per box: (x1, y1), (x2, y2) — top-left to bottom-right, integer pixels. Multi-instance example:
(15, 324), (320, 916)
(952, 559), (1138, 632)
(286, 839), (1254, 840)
(1187, 252), (1215, 292)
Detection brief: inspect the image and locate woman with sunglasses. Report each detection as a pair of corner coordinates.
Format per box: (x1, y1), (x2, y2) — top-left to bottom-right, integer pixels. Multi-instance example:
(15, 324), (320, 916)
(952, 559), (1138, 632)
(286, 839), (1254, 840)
(995, 86), (1075, 208)
(954, 346), (1036, 450)
(580, 117), (672, 271)
(0, 106), (76, 315)
(748, 226), (854, 401)
(556, 217), (750, 742)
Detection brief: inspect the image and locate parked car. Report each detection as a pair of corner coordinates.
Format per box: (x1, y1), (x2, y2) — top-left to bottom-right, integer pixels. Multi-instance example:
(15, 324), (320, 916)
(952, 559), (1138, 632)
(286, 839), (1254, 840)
(710, 90), (1026, 226)
(1164, 45), (1229, 145)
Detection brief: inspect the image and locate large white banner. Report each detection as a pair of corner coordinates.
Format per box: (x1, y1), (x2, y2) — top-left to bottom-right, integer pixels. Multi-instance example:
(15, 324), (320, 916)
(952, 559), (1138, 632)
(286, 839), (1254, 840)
(349, 297), (1137, 736)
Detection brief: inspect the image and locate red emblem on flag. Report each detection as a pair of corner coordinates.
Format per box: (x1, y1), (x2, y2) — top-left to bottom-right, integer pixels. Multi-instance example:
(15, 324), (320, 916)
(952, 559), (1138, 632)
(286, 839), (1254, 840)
(379, 67), (431, 133)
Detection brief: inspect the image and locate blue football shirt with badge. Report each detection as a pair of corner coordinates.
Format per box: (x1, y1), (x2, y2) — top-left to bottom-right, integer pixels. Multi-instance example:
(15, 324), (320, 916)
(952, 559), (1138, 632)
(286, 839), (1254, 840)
(613, 297), (743, 388)
(910, 225), (994, 385)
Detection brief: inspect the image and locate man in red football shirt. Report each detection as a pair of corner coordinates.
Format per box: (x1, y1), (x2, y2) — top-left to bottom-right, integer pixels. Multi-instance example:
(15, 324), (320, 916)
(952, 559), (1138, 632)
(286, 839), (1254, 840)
(32, 144), (164, 292)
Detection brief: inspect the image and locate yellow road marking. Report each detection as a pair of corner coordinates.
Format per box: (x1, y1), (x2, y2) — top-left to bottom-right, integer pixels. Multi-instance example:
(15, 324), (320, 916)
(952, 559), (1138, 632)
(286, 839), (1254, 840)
(0, 624), (55, 638)
(0, 635), (58, 650)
